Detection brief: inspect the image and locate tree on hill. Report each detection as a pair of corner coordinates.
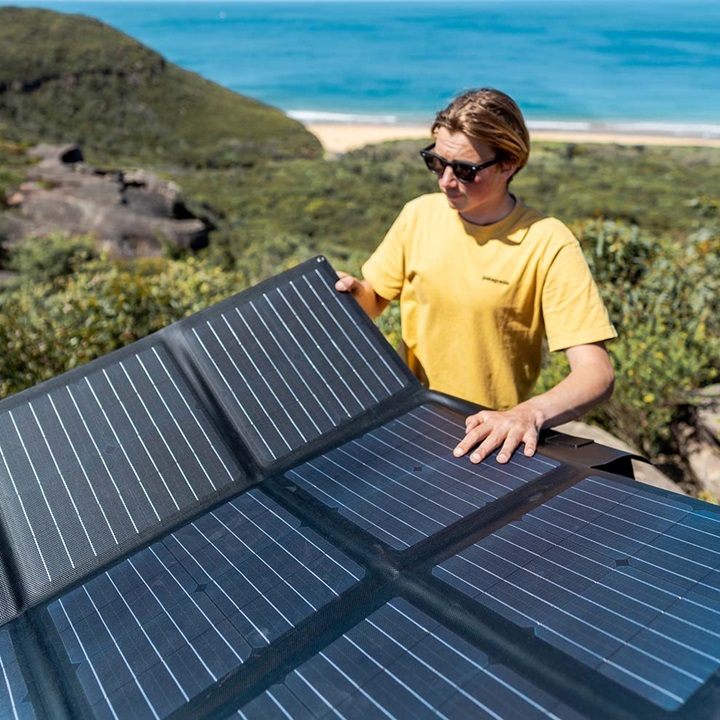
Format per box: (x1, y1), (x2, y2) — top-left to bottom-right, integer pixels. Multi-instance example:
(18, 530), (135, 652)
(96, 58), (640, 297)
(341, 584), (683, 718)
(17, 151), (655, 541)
(0, 6), (322, 167)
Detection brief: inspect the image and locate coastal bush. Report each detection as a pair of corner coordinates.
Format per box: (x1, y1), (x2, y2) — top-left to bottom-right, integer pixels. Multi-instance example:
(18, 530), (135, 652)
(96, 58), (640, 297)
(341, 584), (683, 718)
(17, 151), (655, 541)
(0, 257), (246, 398)
(5, 232), (97, 282)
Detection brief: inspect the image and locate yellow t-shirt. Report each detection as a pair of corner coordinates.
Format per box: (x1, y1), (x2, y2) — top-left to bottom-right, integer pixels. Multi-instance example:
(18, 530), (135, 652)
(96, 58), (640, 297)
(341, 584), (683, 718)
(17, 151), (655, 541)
(362, 193), (617, 410)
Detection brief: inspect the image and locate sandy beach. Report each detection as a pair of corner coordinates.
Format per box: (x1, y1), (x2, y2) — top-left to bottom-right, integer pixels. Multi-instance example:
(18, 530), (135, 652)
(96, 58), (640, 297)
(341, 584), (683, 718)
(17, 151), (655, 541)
(307, 122), (720, 155)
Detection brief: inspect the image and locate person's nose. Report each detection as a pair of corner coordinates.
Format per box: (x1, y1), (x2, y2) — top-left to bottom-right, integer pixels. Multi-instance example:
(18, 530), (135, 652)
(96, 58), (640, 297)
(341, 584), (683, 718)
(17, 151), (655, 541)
(437, 165), (458, 188)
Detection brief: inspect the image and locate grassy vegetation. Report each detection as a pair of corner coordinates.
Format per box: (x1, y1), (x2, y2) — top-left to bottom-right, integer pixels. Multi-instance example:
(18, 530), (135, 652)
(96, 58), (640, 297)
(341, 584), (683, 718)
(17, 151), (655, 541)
(0, 7), (322, 167)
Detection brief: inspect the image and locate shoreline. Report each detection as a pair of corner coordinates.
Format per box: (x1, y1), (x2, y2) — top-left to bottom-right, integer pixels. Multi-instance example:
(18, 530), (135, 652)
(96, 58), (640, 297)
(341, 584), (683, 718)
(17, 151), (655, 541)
(306, 122), (720, 155)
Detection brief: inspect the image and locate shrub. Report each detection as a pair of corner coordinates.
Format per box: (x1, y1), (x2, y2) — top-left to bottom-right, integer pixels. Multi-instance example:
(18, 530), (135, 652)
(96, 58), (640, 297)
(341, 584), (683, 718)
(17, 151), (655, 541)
(5, 232), (97, 281)
(0, 257), (246, 398)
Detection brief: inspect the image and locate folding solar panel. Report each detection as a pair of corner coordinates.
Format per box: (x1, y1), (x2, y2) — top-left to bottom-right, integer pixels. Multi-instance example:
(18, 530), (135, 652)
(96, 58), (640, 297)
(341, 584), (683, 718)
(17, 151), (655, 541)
(0, 255), (718, 719)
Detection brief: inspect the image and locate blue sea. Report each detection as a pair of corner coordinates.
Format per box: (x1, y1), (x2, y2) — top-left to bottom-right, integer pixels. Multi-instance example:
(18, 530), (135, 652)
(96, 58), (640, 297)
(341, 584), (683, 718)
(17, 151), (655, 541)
(7, 0), (720, 137)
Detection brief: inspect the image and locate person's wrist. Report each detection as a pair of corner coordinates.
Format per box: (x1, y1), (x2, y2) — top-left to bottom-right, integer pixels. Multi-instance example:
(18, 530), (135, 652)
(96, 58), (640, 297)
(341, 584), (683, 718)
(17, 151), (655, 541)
(518, 400), (546, 431)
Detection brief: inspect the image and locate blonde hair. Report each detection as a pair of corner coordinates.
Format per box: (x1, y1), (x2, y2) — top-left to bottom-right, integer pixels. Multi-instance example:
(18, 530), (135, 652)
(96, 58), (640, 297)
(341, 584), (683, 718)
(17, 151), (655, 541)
(431, 88), (530, 175)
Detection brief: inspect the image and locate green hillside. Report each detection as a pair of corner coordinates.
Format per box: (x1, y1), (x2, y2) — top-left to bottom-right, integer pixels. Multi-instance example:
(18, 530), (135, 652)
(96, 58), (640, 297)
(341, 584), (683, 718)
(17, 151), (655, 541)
(0, 6), (322, 166)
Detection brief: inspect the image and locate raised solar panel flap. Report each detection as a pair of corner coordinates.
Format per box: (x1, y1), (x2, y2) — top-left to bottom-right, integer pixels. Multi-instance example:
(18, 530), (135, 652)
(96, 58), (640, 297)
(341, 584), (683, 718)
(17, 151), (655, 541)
(0, 339), (247, 611)
(0, 255), (416, 620)
(178, 256), (418, 472)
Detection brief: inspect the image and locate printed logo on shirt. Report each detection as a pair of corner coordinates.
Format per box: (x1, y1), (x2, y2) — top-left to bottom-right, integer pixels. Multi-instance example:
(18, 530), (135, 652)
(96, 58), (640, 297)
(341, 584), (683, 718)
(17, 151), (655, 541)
(482, 276), (510, 285)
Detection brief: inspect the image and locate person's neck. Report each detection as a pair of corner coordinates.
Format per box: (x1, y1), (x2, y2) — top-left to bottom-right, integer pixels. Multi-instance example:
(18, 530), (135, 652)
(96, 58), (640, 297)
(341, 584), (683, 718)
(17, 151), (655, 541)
(461, 193), (517, 226)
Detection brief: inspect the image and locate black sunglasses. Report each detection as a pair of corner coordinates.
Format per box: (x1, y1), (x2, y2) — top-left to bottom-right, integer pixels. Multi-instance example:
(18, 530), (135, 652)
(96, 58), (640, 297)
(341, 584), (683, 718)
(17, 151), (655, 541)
(419, 143), (500, 183)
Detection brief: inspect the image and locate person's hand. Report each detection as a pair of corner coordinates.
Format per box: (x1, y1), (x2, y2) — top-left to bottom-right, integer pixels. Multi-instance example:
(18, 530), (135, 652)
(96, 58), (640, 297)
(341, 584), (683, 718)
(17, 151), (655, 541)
(334, 272), (389, 319)
(335, 271), (362, 295)
(452, 406), (543, 464)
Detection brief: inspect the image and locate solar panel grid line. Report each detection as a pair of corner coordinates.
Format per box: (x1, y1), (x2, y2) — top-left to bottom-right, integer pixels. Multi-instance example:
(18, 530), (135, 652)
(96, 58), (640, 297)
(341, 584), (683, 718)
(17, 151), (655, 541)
(164, 534), (273, 635)
(492, 521), (720, 635)
(581, 478), (720, 545)
(136, 349), (229, 493)
(117, 360), (199, 503)
(0, 434), (53, 584)
(285, 277), (377, 411)
(27, 401), (97, 564)
(225, 305), (316, 442)
(46, 393), (120, 547)
(286, 462), (421, 551)
(191, 321), (285, 459)
(246, 492), (364, 586)
(181, 260), (414, 470)
(275, 284), (355, 418)
(287, 403), (565, 554)
(63, 383), (141, 536)
(101, 366), (182, 514)
(82, 374), (163, 524)
(0, 632), (28, 720)
(205, 513), (319, 623)
(239, 599), (580, 720)
(56, 591), (158, 720)
(335, 442), (467, 522)
(354, 613), (507, 720)
(9, 407), (80, 575)
(377, 600), (567, 720)
(433, 475), (720, 710)
(560, 487), (706, 557)
(246, 298), (335, 430)
(308, 450), (447, 539)
(43, 489), (367, 719)
(227, 303), (320, 442)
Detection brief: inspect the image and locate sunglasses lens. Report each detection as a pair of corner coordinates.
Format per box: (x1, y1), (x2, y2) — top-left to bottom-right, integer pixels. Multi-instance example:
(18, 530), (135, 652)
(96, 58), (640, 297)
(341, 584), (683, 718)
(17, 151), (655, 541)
(422, 153), (445, 174)
(452, 163), (476, 182)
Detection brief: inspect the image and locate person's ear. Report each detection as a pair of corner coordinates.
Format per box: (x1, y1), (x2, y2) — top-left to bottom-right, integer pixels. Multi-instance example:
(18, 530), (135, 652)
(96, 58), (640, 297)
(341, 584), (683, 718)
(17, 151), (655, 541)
(499, 160), (519, 181)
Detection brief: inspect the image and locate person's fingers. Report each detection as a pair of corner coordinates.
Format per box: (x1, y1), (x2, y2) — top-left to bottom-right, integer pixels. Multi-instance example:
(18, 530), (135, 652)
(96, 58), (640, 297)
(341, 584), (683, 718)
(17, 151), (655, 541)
(454, 417), (490, 458)
(464, 412), (486, 432)
(522, 428), (539, 457)
(495, 433), (522, 464)
(334, 272), (356, 293)
(470, 429), (507, 463)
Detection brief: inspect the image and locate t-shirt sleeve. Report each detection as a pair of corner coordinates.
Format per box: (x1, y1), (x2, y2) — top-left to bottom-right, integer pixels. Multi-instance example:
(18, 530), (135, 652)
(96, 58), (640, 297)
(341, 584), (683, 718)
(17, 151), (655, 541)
(542, 239), (618, 352)
(361, 205), (411, 302)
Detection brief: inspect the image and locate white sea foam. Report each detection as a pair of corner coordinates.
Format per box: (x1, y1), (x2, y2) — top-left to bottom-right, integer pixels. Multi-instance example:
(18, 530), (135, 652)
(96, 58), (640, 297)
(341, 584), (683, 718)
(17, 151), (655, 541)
(528, 120), (720, 139)
(287, 110), (404, 125)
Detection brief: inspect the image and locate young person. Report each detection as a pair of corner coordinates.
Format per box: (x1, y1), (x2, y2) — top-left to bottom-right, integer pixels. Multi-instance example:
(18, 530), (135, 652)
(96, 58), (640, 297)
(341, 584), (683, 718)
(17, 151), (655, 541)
(336, 88), (616, 464)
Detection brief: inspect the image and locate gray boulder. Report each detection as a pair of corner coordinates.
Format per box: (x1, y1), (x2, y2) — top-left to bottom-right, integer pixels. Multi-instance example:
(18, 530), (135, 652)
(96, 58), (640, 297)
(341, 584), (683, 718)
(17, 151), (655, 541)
(3, 143), (210, 257)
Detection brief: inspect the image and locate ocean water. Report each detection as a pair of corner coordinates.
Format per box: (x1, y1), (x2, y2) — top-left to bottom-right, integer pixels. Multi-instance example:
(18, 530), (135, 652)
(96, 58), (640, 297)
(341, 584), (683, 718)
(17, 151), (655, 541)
(7, 0), (720, 136)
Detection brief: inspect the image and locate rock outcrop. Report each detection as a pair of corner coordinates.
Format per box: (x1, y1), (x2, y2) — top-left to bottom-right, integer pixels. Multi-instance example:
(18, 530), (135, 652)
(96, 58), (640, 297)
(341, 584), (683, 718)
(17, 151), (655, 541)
(671, 384), (720, 498)
(3, 143), (210, 257)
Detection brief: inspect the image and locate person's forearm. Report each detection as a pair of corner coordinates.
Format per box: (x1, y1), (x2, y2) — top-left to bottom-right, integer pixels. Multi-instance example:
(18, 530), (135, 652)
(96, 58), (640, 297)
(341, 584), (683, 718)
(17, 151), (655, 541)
(516, 356), (614, 431)
(454, 343), (613, 464)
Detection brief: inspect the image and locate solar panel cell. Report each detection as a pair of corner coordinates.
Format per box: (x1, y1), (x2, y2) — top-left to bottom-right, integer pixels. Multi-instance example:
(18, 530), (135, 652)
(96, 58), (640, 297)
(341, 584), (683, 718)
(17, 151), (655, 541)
(0, 345), (243, 608)
(238, 599), (581, 720)
(185, 266), (412, 467)
(288, 403), (561, 551)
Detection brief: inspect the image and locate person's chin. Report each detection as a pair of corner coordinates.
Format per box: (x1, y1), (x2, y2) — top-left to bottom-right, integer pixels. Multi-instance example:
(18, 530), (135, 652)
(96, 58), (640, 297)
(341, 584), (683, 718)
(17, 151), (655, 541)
(443, 193), (464, 210)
